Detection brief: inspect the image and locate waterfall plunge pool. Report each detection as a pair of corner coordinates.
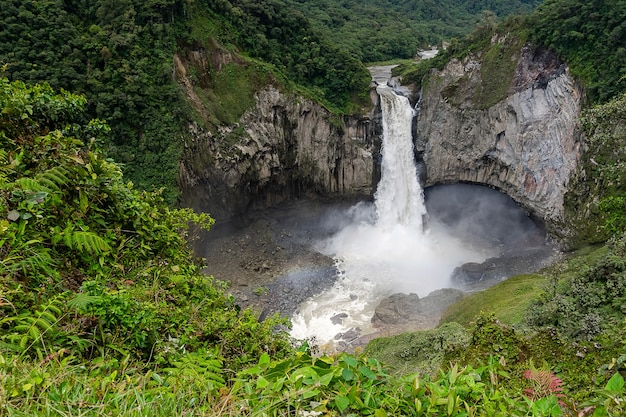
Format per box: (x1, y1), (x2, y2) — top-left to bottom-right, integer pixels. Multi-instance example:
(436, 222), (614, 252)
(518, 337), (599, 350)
(289, 84), (556, 351)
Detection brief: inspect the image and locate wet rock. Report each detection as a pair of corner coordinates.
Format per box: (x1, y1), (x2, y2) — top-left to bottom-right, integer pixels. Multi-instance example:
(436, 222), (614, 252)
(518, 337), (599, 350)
(335, 327), (361, 342)
(451, 245), (560, 290)
(331, 313), (348, 325)
(371, 289), (465, 327)
(451, 261), (498, 285)
(371, 293), (421, 325)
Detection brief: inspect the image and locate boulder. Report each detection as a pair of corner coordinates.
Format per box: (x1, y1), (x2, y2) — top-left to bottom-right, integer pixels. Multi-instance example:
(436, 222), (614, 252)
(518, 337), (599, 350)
(371, 288), (465, 327)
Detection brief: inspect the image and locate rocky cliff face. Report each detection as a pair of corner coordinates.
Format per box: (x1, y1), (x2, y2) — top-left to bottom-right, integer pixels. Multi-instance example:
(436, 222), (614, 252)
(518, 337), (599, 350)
(177, 39), (584, 237)
(178, 74), (379, 221)
(416, 42), (583, 236)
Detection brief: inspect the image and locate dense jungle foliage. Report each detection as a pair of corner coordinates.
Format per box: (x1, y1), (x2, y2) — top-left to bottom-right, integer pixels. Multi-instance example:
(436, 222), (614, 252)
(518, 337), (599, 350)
(0, 76), (292, 370)
(0, 0), (371, 201)
(2, 0), (626, 415)
(528, 0), (626, 104)
(287, 0), (540, 63)
(1, 0), (624, 202)
(396, 0), (626, 107)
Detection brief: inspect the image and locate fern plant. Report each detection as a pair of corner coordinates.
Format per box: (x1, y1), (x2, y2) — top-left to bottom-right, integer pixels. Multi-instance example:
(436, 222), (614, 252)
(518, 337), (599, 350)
(62, 229), (111, 255)
(0, 295), (65, 359)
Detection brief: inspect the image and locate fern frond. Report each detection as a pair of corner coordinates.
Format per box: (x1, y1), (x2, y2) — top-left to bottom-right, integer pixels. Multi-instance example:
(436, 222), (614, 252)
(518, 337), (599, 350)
(37, 166), (70, 191)
(67, 293), (103, 310)
(0, 245), (57, 278)
(67, 231), (111, 254)
(0, 341), (22, 352)
(37, 310), (58, 324)
(14, 177), (51, 193)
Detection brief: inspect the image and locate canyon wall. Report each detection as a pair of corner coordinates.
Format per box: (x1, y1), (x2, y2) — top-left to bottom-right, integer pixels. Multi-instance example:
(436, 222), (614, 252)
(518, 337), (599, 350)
(415, 42), (583, 235)
(178, 67), (379, 221)
(177, 39), (585, 238)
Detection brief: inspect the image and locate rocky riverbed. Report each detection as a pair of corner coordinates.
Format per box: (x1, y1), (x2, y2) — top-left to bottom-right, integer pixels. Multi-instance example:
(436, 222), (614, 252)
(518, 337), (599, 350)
(193, 198), (353, 319)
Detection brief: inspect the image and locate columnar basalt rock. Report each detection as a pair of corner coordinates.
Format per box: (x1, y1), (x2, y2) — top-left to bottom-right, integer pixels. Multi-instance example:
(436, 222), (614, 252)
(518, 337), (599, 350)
(179, 84), (378, 221)
(416, 44), (583, 236)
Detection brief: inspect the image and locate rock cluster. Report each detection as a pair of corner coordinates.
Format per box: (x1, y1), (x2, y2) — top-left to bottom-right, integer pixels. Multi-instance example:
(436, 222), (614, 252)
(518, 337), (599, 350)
(371, 289), (465, 328)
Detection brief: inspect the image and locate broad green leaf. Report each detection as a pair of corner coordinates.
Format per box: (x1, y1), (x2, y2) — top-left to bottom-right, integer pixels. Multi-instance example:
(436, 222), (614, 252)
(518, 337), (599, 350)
(258, 352), (270, 367)
(605, 372), (624, 392)
(341, 368), (355, 382)
(302, 388), (320, 399)
(271, 378), (284, 392)
(359, 365), (377, 380)
(292, 366), (318, 383)
(256, 376), (269, 389)
(341, 355), (358, 368)
(319, 371), (335, 387)
(335, 395), (350, 412)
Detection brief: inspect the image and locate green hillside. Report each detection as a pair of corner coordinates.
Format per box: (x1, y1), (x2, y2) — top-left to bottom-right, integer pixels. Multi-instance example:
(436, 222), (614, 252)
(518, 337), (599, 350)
(0, 0), (371, 201)
(286, 0), (541, 62)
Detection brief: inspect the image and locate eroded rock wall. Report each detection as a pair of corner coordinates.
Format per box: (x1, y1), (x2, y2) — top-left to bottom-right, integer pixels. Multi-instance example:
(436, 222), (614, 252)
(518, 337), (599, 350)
(416, 43), (583, 235)
(179, 85), (378, 221)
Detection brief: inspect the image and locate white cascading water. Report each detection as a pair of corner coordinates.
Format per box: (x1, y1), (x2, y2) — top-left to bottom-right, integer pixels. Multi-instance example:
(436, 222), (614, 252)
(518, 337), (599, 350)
(374, 85), (426, 230)
(290, 83), (490, 350)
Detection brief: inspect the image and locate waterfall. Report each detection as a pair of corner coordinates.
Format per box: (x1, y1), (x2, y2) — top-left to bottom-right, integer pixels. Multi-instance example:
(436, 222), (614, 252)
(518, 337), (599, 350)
(289, 80), (490, 350)
(374, 85), (426, 230)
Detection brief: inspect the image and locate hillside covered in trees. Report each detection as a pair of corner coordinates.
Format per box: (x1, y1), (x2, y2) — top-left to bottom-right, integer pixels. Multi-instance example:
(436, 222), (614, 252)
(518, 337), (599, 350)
(286, 0), (541, 62)
(1, 0), (626, 414)
(0, 0), (547, 201)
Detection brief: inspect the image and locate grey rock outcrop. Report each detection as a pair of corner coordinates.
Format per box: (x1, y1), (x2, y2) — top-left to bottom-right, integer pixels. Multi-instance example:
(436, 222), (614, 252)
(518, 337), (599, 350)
(416, 43), (583, 235)
(371, 289), (465, 327)
(179, 85), (378, 221)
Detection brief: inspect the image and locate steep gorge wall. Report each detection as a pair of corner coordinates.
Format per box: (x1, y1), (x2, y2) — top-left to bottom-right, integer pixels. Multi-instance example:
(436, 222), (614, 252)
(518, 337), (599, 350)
(416, 42), (583, 236)
(177, 47), (379, 221)
(177, 39), (584, 238)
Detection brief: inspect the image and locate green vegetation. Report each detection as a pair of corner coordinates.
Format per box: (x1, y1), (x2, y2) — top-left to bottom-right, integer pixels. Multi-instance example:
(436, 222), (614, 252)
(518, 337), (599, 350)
(0, 0), (371, 201)
(565, 93), (626, 245)
(441, 274), (547, 327)
(527, 237), (626, 341)
(286, 0), (540, 63)
(0, 78), (291, 380)
(394, 14), (528, 109)
(194, 0), (372, 112)
(367, 234), (626, 412)
(529, 0), (626, 104)
(0, 0), (187, 202)
(365, 322), (471, 376)
(3, 0), (626, 414)
(3, 76), (626, 416)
